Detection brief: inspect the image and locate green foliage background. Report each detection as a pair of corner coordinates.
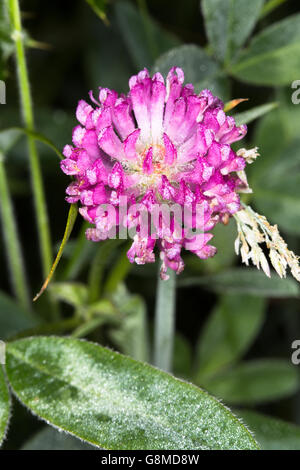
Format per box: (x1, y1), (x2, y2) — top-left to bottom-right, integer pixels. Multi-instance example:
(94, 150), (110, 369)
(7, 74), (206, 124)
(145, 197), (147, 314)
(1, 0), (300, 450)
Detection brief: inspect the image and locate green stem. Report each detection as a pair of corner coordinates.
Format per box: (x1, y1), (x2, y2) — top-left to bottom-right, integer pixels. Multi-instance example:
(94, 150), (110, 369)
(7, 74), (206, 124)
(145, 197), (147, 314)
(61, 221), (89, 280)
(6, 0), (52, 278)
(0, 153), (30, 310)
(154, 266), (176, 372)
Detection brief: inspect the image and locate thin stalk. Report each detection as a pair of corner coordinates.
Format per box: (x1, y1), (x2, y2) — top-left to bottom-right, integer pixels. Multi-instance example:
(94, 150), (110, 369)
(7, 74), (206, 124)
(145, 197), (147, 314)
(6, 0), (52, 278)
(0, 153), (30, 310)
(154, 266), (176, 372)
(61, 221), (89, 280)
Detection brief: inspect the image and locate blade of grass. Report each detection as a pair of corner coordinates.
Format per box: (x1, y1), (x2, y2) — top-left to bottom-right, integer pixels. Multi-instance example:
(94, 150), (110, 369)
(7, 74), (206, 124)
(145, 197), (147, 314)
(33, 204), (78, 302)
(0, 152), (30, 310)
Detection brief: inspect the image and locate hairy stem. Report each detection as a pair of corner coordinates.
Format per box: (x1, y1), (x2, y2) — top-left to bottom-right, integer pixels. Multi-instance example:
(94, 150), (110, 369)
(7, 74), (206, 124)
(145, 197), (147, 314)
(0, 153), (30, 310)
(6, 0), (52, 278)
(154, 267), (176, 372)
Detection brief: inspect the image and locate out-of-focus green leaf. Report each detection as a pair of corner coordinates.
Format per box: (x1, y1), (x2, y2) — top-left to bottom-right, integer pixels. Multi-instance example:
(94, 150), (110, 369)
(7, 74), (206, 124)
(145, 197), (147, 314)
(0, 291), (37, 339)
(204, 360), (299, 405)
(115, 0), (180, 70)
(230, 14), (300, 85)
(237, 410), (300, 450)
(0, 366), (10, 446)
(6, 336), (259, 450)
(179, 268), (300, 298)
(21, 426), (94, 450)
(173, 333), (192, 379)
(0, 127), (64, 160)
(85, 0), (107, 23)
(260, 0), (288, 20)
(195, 294), (265, 381)
(109, 284), (149, 362)
(0, 129), (22, 153)
(104, 247), (132, 294)
(49, 282), (88, 309)
(201, 0), (264, 63)
(252, 137), (300, 235)
(234, 102), (278, 126)
(153, 44), (229, 100)
(185, 219), (236, 274)
(0, 2), (14, 79)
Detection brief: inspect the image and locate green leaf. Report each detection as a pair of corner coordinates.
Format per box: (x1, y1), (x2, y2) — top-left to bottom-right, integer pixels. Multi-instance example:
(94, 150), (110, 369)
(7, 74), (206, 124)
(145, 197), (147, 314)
(179, 268), (300, 298)
(49, 282), (89, 309)
(203, 360), (299, 405)
(230, 14), (300, 85)
(237, 410), (300, 450)
(6, 336), (259, 450)
(234, 102), (278, 126)
(21, 426), (94, 450)
(85, 0), (107, 23)
(109, 285), (149, 362)
(195, 294), (265, 381)
(201, 0), (264, 63)
(33, 204), (78, 301)
(104, 247), (132, 294)
(252, 137), (300, 235)
(115, 0), (180, 70)
(0, 291), (37, 339)
(0, 366), (10, 446)
(153, 44), (229, 100)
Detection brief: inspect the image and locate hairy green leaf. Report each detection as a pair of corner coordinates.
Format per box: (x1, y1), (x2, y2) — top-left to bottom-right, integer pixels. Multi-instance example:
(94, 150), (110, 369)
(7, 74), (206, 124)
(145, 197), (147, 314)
(0, 366), (10, 446)
(6, 336), (259, 450)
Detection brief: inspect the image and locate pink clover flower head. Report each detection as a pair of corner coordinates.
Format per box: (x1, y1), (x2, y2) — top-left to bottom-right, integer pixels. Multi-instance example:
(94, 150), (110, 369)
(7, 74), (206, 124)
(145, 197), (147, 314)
(61, 67), (248, 279)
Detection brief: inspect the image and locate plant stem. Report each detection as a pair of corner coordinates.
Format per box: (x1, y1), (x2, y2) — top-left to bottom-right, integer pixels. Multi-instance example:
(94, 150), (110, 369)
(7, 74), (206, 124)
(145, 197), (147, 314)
(0, 152), (30, 310)
(154, 266), (176, 372)
(6, 0), (52, 278)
